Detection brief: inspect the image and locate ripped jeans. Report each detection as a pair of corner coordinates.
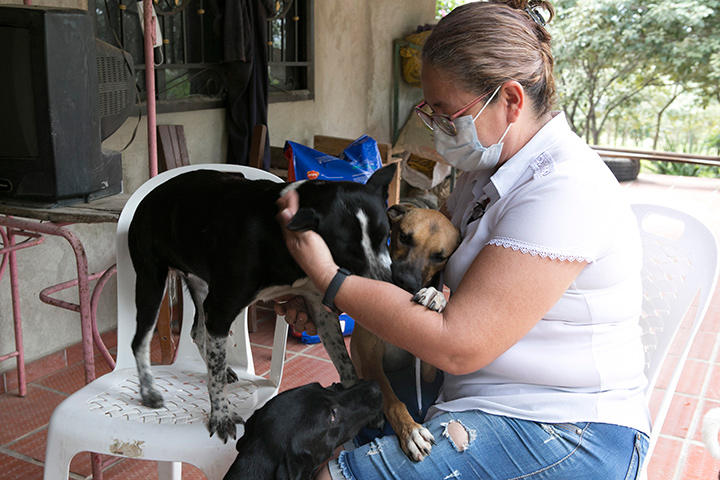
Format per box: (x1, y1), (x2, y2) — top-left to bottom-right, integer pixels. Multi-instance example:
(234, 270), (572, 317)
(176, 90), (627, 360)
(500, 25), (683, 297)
(330, 410), (648, 480)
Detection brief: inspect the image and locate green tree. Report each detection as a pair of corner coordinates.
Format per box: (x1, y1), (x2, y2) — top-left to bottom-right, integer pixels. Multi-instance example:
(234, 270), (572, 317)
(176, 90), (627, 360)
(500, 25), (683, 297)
(436, 0), (469, 18)
(552, 0), (720, 145)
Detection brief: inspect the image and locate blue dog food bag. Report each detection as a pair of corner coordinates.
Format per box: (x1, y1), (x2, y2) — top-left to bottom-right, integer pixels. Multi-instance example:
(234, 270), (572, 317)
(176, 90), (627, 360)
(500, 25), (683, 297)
(284, 134), (383, 184)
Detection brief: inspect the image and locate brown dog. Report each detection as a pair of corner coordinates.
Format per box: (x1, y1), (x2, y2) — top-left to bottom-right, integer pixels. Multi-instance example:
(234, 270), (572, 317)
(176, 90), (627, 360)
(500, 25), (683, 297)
(350, 203), (461, 461)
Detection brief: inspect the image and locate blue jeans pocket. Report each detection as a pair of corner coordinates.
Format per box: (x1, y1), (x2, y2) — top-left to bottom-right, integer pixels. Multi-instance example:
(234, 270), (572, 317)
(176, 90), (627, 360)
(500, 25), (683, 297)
(624, 432), (649, 480)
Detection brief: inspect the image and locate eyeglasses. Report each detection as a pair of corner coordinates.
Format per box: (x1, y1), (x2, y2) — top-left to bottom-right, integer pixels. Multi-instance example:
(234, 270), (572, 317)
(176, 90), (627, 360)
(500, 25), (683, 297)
(414, 92), (491, 137)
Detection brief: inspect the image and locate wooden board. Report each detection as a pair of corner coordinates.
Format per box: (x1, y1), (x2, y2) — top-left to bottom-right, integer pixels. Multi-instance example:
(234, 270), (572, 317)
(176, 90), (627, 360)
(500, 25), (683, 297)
(0, 193), (129, 224)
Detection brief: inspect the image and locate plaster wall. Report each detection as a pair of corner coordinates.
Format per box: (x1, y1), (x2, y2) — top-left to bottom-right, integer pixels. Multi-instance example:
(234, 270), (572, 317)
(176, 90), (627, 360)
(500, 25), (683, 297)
(0, 0), (436, 376)
(269, 0), (433, 146)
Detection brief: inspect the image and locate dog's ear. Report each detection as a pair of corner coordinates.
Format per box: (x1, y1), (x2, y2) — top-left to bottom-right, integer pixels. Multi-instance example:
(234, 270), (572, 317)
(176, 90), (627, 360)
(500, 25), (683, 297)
(234, 412), (256, 452)
(366, 164), (397, 201)
(387, 203), (416, 224)
(285, 207), (320, 232)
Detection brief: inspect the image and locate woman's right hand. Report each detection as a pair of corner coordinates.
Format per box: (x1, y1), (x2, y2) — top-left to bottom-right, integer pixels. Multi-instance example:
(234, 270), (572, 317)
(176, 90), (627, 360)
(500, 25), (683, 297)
(273, 295), (317, 336)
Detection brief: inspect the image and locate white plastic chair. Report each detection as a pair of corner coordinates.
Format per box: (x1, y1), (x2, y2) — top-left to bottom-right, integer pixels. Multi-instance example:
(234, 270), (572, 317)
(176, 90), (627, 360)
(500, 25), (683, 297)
(632, 204), (720, 478)
(44, 164), (289, 480)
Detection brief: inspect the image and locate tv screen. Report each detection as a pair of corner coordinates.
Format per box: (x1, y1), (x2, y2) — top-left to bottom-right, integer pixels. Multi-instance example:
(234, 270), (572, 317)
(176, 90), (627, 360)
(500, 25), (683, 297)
(0, 26), (38, 161)
(0, 5), (131, 207)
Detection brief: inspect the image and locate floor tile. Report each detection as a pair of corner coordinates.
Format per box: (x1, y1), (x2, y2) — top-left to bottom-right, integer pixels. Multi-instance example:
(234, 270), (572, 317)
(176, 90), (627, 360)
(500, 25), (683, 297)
(688, 331), (718, 361)
(705, 367), (720, 401)
(5, 427), (47, 463)
(0, 385), (66, 446)
(700, 310), (720, 334)
(34, 354), (113, 396)
(659, 394), (698, 438)
(0, 452), (45, 480)
(675, 359), (709, 396)
(646, 435), (682, 479)
(4, 350), (66, 393)
(680, 443), (720, 480)
(278, 355), (340, 392)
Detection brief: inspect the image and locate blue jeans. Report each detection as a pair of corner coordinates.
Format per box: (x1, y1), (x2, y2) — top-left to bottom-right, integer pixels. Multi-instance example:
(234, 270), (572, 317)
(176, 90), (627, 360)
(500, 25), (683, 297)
(332, 410), (648, 480)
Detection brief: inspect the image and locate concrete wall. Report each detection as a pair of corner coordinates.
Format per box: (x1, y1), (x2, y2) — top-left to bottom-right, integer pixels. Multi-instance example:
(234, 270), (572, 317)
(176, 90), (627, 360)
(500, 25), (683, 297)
(0, 0), (435, 375)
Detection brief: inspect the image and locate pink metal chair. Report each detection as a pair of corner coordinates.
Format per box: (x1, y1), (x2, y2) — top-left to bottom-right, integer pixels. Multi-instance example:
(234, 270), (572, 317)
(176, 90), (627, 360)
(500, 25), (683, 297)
(0, 227), (43, 396)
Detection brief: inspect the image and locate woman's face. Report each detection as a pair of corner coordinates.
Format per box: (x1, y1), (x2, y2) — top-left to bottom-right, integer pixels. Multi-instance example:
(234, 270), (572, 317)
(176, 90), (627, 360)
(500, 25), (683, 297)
(420, 64), (506, 150)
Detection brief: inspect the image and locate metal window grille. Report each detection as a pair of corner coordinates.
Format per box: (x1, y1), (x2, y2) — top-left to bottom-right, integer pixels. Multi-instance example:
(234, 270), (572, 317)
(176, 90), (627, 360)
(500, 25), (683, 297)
(93, 0), (313, 110)
(267, 0), (314, 102)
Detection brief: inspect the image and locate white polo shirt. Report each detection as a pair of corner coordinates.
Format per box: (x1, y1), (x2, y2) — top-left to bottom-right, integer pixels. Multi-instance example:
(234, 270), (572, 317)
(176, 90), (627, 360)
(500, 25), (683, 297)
(429, 112), (651, 435)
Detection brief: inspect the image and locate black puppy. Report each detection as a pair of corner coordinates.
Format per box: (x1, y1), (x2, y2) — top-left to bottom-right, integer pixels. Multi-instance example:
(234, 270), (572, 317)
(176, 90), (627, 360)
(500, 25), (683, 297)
(223, 381), (383, 480)
(128, 165), (396, 442)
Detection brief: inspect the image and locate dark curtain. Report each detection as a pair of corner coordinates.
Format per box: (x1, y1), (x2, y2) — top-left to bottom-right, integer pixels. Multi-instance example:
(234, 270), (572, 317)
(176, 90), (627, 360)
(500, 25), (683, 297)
(212, 0), (274, 169)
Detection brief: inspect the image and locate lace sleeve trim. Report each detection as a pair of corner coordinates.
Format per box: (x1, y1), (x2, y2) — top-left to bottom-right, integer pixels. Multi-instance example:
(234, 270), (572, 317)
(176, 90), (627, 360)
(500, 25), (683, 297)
(487, 236), (595, 264)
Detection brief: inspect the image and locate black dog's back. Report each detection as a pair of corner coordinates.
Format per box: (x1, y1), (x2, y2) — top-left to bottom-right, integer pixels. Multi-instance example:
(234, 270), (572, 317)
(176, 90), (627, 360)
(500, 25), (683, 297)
(128, 170), (303, 296)
(224, 381), (383, 480)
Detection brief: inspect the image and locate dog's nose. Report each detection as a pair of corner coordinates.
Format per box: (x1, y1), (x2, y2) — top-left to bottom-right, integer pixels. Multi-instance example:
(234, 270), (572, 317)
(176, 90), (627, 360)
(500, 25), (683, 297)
(391, 262), (422, 293)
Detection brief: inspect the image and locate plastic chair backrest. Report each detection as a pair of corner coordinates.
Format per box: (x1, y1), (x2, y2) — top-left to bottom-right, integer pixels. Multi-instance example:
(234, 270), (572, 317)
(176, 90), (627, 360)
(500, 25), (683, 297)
(114, 164), (284, 370)
(633, 204), (719, 473)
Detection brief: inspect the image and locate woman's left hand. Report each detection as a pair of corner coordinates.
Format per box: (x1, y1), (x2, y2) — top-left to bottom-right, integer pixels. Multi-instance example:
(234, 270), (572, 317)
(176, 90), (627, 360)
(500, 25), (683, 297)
(276, 189), (338, 292)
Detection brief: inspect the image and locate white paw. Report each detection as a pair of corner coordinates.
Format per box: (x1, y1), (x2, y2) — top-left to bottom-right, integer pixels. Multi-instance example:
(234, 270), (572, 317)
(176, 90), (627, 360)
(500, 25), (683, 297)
(412, 287), (447, 312)
(403, 426), (435, 462)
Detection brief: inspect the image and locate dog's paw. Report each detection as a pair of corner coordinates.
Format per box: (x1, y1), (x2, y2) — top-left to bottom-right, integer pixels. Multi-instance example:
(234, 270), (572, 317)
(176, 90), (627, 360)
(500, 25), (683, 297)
(208, 409), (243, 443)
(412, 287), (447, 313)
(226, 367), (238, 384)
(140, 386), (164, 409)
(402, 426), (435, 462)
(366, 411), (385, 431)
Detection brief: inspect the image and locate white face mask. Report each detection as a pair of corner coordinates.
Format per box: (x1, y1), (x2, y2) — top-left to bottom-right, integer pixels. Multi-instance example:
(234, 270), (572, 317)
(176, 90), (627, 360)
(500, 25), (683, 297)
(433, 85), (512, 171)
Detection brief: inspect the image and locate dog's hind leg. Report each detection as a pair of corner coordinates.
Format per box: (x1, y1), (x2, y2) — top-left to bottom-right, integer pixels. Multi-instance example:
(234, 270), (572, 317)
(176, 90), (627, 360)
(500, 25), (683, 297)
(185, 274), (209, 361)
(185, 274), (238, 384)
(132, 263), (169, 408)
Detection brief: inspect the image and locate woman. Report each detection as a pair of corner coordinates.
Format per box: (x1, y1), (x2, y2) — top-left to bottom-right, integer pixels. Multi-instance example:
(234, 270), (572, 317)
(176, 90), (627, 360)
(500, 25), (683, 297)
(277, 0), (650, 478)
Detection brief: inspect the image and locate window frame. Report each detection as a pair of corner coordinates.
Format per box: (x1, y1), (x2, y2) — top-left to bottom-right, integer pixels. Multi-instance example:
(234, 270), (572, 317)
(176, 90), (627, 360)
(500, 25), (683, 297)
(267, 0), (314, 104)
(91, 0), (313, 114)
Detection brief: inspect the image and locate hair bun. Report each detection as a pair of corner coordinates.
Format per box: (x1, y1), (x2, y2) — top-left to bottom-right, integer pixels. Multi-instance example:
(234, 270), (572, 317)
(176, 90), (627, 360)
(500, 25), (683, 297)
(495, 0), (555, 25)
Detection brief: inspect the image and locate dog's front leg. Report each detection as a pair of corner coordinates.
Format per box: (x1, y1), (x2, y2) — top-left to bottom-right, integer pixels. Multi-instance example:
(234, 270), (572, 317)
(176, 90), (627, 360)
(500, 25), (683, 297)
(309, 303), (359, 388)
(205, 331), (243, 442)
(351, 325), (434, 461)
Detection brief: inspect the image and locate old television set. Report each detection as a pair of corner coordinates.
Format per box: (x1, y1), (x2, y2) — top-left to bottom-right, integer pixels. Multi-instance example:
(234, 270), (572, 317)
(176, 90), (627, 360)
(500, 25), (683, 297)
(0, 5), (135, 207)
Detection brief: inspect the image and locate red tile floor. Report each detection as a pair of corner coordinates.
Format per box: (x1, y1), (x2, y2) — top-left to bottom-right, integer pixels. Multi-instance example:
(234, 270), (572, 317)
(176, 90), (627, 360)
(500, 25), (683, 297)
(1, 172), (720, 479)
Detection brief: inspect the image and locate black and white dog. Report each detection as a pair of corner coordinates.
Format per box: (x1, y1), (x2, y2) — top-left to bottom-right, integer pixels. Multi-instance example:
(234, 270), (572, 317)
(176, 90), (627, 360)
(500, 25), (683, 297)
(127, 165), (396, 442)
(223, 381), (383, 480)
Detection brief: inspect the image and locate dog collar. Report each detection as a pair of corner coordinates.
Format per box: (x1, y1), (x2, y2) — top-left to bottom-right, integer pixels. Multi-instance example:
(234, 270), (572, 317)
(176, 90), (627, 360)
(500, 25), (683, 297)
(322, 267), (352, 312)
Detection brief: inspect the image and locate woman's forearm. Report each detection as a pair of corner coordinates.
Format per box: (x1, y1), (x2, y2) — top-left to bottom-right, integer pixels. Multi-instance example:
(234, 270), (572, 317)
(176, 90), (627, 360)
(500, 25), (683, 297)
(332, 274), (481, 375)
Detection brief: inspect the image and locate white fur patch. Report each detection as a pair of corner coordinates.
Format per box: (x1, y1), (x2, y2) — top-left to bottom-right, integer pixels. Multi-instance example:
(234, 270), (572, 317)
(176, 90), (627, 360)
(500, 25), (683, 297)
(356, 209), (391, 280)
(279, 180), (306, 197)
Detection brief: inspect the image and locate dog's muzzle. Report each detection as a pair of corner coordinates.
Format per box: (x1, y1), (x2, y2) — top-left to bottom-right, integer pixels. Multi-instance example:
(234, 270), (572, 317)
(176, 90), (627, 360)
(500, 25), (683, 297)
(391, 261), (423, 294)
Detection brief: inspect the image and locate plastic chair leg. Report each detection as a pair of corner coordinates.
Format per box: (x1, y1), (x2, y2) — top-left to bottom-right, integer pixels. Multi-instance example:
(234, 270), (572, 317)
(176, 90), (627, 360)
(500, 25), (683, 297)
(158, 461), (182, 480)
(43, 441), (76, 480)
